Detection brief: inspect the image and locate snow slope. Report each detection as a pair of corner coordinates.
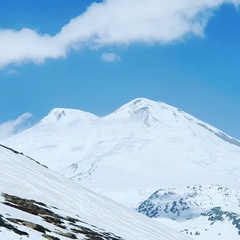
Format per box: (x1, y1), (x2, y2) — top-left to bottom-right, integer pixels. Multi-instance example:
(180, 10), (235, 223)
(2, 98), (240, 207)
(0, 144), (191, 240)
(138, 185), (240, 239)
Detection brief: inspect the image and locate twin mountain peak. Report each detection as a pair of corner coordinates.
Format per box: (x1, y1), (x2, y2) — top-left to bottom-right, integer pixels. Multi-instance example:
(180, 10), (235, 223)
(39, 97), (239, 148)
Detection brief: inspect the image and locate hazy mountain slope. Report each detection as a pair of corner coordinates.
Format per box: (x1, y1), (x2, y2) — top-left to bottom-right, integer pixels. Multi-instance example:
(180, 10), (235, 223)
(3, 98), (240, 206)
(0, 144), (191, 240)
(137, 185), (240, 240)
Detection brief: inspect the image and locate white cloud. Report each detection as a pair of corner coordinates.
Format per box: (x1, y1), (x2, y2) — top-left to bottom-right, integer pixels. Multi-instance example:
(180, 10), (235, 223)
(0, 113), (32, 140)
(0, 29), (66, 68)
(101, 52), (120, 62)
(0, 0), (239, 68)
(4, 69), (19, 76)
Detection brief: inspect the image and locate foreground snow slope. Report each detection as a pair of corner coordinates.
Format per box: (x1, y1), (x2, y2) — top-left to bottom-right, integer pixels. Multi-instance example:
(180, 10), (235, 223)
(0, 144), (191, 240)
(3, 98), (240, 206)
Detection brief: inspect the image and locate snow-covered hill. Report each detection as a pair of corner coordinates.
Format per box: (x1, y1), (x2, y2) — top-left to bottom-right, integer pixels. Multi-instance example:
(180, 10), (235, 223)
(137, 185), (240, 239)
(2, 98), (240, 207)
(0, 144), (191, 239)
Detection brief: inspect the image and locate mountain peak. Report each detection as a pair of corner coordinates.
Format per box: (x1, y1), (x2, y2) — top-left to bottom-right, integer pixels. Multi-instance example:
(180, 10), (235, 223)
(50, 108), (66, 121)
(2, 97), (240, 209)
(121, 97), (162, 110)
(105, 98), (166, 127)
(129, 97), (158, 106)
(41, 107), (98, 125)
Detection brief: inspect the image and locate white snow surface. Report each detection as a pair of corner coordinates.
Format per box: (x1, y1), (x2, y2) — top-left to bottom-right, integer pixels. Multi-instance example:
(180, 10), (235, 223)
(157, 216), (240, 240)
(2, 98), (240, 207)
(0, 144), (191, 239)
(138, 185), (240, 218)
(137, 185), (240, 239)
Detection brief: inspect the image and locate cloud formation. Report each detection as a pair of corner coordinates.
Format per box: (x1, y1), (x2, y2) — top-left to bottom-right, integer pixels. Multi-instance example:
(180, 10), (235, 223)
(101, 52), (120, 62)
(0, 0), (239, 68)
(0, 113), (32, 139)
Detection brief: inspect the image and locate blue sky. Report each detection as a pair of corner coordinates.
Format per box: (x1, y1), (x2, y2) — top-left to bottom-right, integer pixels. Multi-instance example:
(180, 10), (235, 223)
(0, 0), (240, 139)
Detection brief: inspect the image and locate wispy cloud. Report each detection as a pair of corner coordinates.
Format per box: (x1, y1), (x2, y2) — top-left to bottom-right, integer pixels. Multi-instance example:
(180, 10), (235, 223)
(101, 52), (120, 62)
(0, 0), (239, 68)
(4, 69), (19, 76)
(0, 113), (32, 140)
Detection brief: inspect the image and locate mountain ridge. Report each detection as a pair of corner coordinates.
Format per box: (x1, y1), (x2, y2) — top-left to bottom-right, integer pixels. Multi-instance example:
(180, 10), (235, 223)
(137, 184), (240, 239)
(2, 98), (240, 207)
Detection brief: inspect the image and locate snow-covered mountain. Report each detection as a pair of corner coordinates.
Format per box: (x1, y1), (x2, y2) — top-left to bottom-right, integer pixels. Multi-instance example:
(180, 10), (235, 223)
(0, 144), (191, 239)
(137, 185), (240, 239)
(2, 98), (240, 207)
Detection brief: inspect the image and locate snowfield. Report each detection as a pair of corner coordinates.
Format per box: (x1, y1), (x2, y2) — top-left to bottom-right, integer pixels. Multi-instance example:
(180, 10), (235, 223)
(0, 144), (191, 239)
(2, 97), (240, 239)
(137, 185), (240, 239)
(3, 98), (240, 206)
